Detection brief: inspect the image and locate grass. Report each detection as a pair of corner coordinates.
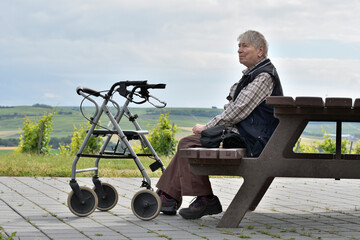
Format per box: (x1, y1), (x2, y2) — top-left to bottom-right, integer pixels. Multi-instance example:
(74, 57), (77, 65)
(0, 150), (13, 155)
(0, 151), (171, 177)
(0, 231), (17, 240)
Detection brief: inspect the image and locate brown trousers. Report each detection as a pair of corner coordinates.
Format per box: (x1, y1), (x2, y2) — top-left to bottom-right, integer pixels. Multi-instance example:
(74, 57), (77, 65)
(156, 134), (213, 201)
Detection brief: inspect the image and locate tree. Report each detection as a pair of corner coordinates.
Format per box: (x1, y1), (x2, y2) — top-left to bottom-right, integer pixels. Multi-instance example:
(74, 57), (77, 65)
(16, 113), (54, 154)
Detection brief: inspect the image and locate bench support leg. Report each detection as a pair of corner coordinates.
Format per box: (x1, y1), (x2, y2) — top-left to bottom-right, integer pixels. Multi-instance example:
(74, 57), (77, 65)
(217, 175), (270, 228)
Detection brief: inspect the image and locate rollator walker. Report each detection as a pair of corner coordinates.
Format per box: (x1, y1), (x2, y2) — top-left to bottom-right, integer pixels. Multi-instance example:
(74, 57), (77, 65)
(68, 80), (175, 220)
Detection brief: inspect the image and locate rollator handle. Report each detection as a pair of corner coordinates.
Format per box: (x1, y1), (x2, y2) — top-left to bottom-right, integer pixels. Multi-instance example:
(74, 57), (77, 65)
(116, 81), (166, 99)
(76, 86), (101, 97)
(123, 80), (148, 86)
(108, 80), (147, 97)
(146, 83), (166, 89)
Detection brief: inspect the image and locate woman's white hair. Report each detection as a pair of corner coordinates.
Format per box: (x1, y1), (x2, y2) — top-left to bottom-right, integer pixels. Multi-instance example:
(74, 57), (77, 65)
(237, 30), (268, 58)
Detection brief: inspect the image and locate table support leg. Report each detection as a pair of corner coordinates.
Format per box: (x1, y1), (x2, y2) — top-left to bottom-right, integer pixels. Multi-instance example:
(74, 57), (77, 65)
(217, 175), (270, 228)
(249, 177), (273, 211)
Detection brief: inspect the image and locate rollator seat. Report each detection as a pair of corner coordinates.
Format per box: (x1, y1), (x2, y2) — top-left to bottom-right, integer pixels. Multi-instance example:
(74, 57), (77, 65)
(91, 130), (148, 140)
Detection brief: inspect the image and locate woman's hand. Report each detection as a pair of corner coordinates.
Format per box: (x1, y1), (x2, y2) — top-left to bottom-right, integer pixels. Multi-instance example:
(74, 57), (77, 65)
(192, 124), (206, 134)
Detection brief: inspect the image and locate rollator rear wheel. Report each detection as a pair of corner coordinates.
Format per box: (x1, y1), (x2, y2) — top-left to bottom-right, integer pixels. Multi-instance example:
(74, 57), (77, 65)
(131, 189), (161, 221)
(93, 182), (118, 211)
(68, 186), (98, 217)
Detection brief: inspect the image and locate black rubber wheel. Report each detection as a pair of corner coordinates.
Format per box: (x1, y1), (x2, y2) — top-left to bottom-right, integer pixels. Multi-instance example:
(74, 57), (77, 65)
(93, 182), (118, 211)
(156, 189), (182, 210)
(131, 189), (161, 221)
(68, 186), (98, 217)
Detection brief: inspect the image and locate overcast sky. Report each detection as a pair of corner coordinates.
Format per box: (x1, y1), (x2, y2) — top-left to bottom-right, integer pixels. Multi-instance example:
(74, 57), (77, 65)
(1, 0), (360, 108)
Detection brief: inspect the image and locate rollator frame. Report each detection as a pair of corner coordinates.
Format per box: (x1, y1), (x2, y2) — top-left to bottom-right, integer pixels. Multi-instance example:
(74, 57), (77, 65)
(67, 80), (168, 220)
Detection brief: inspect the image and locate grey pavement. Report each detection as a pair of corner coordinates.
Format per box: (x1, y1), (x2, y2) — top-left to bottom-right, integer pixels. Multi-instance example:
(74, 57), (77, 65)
(1, 177), (360, 240)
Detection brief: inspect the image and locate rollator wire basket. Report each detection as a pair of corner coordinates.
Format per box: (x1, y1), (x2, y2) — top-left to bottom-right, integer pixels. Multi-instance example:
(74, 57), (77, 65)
(68, 80), (173, 220)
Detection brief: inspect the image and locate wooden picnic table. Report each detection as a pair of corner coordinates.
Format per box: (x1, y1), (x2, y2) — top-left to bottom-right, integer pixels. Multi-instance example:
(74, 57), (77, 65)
(180, 96), (360, 228)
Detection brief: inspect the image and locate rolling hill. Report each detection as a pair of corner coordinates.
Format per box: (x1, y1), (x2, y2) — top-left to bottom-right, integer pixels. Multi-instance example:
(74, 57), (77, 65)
(1, 105), (360, 147)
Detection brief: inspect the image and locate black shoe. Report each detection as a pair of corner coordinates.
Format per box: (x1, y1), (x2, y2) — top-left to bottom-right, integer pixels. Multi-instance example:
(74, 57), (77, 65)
(158, 190), (177, 215)
(179, 195), (222, 219)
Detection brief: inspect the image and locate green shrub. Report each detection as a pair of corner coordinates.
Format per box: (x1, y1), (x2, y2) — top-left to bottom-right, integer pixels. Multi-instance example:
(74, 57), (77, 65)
(58, 143), (71, 156)
(294, 131), (350, 154)
(70, 122), (103, 155)
(317, 131), (349, 154)
(351, 141), (360, 154)
(293, 139), (318, 153)
(16, 113), (54, 154)
(149, 112), (178, 156)
(134, 112), (178, 156)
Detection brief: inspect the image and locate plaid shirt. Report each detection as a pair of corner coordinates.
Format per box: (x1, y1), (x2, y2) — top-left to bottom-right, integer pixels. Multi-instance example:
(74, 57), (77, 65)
(206, 60), (275, 131)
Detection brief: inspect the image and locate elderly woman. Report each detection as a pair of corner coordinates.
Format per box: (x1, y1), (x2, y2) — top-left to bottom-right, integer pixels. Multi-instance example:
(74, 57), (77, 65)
(156, 30), (283, 219)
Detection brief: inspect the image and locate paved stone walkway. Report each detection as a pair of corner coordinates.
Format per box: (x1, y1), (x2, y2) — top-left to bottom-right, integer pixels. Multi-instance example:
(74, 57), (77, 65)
(0, 177), (360, 240)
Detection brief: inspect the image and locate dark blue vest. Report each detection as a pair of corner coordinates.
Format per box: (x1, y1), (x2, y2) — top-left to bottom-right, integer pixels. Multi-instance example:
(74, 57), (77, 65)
(234, 59), (283, 157)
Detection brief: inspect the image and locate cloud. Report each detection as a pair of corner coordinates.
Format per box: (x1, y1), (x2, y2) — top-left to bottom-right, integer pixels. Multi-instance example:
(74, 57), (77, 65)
(251, 0), (360, 42)
(273, 58), (360, 99)
(1, 0), (360, 107)
(44, 93), (58, 99)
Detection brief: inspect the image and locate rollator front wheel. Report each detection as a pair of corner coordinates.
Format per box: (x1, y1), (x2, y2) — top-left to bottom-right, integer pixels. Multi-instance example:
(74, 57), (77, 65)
(131, 189), (161, 221)
(68, 186), (98, 217)
(93, 182), (118, 211)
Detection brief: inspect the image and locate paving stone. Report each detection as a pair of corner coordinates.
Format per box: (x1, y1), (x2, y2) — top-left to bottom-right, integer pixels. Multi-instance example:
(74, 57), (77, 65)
(1, 177), (360, 239)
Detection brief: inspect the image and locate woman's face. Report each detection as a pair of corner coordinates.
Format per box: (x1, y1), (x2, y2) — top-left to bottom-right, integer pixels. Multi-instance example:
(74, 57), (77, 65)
(238, 42), (264, 68)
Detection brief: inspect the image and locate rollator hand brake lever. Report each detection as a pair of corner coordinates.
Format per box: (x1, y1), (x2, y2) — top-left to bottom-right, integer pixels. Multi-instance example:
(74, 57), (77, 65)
(148, 94), (167, 108)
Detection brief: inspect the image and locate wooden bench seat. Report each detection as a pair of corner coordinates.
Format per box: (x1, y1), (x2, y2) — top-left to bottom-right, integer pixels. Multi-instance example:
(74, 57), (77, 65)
(181, 148), (246, 165)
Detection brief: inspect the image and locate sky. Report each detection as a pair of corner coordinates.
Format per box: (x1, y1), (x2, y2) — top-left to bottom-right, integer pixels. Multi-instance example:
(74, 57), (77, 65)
(1, 0), (360, 108)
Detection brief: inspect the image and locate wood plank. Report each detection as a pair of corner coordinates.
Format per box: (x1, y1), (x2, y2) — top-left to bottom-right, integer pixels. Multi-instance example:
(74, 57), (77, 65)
(180, 148), (200, 158)
(199, 148), (219, 159)
(266, 96), (295, 107)
(188, 158), (242, 165)
(325, 97), (352, 108)
(219, 148), (247, 159)
(295, 97), (324, 107)
(181, 148), (247, 160)
(353, 98), (360, 108)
